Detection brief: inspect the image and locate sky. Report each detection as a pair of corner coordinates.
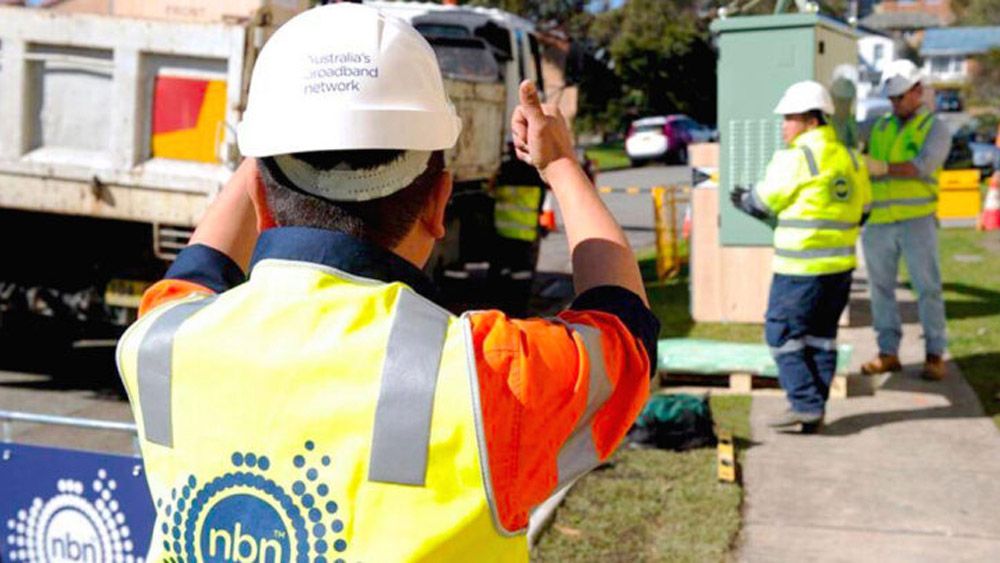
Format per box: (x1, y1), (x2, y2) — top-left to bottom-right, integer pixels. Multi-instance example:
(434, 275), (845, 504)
(587, 0), (627, 11)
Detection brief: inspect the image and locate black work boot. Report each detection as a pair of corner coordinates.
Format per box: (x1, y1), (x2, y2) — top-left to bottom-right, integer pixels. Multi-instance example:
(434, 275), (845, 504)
(768, 409), (824, 433)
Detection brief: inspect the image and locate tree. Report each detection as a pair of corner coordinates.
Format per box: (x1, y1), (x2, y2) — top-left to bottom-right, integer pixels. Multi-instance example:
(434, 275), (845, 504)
(956, 0), (1000, 25)
(593, 0), (717, 127)
(969, 48), (1000, 105)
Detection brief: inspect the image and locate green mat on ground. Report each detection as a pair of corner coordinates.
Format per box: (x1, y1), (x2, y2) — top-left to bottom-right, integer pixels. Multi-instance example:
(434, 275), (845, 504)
(657, 338), (853, 378)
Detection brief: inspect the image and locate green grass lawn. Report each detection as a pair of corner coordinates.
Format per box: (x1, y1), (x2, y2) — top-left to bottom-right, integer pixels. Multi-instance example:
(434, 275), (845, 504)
(935, 229), (1000, 428)
(531, 395), (750, 563)
(586, 142), (631, 173)
(531, 270), (757, 562)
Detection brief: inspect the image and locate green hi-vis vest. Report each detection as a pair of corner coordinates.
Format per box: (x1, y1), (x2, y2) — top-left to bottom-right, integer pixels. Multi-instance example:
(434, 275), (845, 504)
(495, 185), (542, 242)
(116, 261), (529, 562)
(867, 110), (939, 224)
(754, 125), (873, 276)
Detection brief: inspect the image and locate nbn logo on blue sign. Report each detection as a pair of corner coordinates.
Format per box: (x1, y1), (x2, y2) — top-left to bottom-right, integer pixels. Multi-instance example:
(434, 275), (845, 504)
(201, 494), (289, 563)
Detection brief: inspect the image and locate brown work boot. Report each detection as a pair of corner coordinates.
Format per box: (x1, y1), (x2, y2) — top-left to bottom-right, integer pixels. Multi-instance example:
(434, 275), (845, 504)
(921, 355), (947, 381)
(861, 354), (902, 375)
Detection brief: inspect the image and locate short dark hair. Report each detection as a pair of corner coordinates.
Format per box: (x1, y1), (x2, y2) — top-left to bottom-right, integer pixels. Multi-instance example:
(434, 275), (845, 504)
(806, 109), (827, 126)
(258, 150), (445, 249)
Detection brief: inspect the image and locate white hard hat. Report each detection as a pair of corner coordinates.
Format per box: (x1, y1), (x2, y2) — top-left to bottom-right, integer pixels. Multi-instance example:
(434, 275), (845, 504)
(237, 4), (462, 158)
(881, 59), (923, 97)
(773, 80), (834, 115)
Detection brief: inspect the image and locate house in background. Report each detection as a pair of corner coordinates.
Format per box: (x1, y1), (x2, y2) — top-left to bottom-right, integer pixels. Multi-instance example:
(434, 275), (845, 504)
(920, 27), (1000, 86)
(857, 31), (897, 99)
(865, 0), (956, 28)
(860, 0), (955, 55)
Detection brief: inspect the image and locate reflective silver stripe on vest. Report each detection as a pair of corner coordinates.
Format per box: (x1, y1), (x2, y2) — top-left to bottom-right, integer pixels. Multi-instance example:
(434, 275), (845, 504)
(136, 297), (215, 448)
(777, 219), (858, 230)
(497, 203), (540, 214)
(917, 113), (934, 131)
(555, 323), (612, 490)
(801, 146), (819, 177)
(847, 149), (860, 172)
(494, 220), (536, 233)
(774, 246), (855, 259)
(870, 196), (937, 209)
(368, 290), (450, 487)
(770, 338), (804, 357)
(805, 336), (837, 351)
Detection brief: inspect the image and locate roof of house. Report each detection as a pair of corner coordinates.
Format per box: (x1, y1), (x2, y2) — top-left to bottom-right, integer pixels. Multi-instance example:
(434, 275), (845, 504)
(860, 11), (944, 31)
(921, 26), (1000, 57)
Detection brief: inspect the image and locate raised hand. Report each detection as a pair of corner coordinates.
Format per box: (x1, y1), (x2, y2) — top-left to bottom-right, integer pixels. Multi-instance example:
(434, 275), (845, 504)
(510, 80), (575, 180)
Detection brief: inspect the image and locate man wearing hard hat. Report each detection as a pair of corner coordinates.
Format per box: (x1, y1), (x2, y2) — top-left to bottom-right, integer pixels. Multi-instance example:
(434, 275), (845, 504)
(115, 4), (657, 561)
(732, 81), (871, 432)
(860, 59), (952, 381)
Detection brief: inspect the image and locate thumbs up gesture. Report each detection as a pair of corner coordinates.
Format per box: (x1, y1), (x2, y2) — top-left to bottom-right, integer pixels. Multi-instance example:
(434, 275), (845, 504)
(510, 80), (575, 179)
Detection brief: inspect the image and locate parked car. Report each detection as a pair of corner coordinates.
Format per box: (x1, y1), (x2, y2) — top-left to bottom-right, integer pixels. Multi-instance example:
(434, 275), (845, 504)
(935, 90), (963, 113)
(949, 124), (998, 176)
(624, 115), (715, 166)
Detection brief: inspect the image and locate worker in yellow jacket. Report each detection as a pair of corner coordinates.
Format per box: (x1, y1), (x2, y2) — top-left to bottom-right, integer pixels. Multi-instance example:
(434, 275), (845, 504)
(115, 4), (657, 561)
(732, 81), (872, 432)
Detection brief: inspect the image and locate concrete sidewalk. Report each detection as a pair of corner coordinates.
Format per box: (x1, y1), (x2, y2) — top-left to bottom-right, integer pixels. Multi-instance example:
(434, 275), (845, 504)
(737, 272), (1000, 561)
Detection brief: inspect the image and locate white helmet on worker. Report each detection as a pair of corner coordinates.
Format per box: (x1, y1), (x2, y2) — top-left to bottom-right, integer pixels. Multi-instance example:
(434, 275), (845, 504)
(880, 59), (923, 97)
(773, 80), (834, 116)
(237, 3), (462, 201)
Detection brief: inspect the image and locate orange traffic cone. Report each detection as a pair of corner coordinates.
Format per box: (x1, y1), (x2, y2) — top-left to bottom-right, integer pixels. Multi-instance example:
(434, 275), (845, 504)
(981, 172), (1000, 231)
(539, 191), (557, 232)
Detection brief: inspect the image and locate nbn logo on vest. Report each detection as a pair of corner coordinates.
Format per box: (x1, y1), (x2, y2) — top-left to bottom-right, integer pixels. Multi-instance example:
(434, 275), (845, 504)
(201, 494), (289, 563)
(159, 446), (349, 562)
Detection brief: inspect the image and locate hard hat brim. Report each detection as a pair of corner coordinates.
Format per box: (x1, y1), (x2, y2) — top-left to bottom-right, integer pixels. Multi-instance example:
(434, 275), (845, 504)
(237, 109), (463, 157)
(881, 76), (919, 98)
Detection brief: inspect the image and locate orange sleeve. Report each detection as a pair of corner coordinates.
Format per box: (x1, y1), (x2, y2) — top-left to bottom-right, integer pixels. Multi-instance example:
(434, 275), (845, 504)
(138, 279), (215, 317)
(469, 309), (650, 532)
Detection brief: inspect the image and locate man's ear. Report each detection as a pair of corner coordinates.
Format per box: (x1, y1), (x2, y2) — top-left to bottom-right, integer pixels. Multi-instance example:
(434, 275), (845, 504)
(247, 162), (278, 232)
(422, 170), (452, 240)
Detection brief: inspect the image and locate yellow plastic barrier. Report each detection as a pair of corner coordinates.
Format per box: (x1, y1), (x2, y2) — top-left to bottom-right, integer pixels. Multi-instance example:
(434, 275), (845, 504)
(938, 169), (983, 220)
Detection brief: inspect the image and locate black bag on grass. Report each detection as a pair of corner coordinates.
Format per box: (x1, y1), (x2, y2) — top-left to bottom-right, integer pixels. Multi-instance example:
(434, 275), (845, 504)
(626, 393), (717, 451)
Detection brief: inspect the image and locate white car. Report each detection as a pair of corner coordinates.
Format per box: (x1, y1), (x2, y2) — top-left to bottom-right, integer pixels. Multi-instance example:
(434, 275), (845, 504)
(625, 115), (715, 166)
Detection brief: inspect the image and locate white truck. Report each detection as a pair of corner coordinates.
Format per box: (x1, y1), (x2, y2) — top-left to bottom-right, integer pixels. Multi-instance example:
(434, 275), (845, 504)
(0, 2), (547, 352)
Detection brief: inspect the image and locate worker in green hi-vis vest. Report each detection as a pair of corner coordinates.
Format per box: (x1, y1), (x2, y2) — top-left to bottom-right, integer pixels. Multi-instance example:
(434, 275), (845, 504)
(860, 59), (952, 382)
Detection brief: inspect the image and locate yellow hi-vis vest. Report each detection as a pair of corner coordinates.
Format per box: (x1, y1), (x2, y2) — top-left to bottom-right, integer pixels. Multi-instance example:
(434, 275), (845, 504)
(753, 125), (872, 276)
(116, 261), (527, 562)
(867, 110), (939, 224)
(494, 185), (542, 242)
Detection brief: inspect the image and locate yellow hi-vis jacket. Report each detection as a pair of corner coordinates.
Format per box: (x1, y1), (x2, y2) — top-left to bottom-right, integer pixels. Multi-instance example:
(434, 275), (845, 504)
(494, 185), (542, 242)
(116, 261), (527, 562)
(867, 110), (939, 224)
(753, 125), (873, 276)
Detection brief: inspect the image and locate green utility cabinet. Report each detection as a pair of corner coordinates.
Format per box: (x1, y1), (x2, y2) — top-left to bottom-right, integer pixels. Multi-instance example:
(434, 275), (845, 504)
(711, 14), (857, 246)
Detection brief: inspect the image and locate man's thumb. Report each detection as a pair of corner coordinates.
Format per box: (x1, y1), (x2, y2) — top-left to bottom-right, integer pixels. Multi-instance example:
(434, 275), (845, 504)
(519, 80), (543, 115)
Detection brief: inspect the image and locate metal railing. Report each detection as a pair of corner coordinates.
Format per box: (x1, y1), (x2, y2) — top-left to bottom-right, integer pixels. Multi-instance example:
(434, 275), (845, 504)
(0, 409), (140, 457)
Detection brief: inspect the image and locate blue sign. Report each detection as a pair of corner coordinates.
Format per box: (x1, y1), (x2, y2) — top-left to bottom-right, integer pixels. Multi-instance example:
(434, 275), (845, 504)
(0, 443), (155, 562)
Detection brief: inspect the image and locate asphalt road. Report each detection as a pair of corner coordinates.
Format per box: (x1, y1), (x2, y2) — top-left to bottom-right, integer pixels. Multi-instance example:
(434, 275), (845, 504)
(0, 163), (689, 453)
(537, 163), (691, 276)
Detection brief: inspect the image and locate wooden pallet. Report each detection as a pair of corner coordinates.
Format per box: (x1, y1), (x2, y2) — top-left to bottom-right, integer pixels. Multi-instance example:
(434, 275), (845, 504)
(660, 371), (849, 399)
